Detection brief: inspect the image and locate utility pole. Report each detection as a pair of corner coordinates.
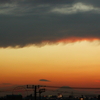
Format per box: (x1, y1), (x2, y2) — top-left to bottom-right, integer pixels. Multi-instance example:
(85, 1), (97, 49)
(39, 88), (45, 100)
(34, 85), (37, 100)
(26, 85), (45, 100)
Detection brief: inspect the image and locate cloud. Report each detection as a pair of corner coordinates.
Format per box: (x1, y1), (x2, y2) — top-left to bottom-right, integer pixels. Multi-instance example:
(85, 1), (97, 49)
(1, 83), (12, 85)
(0, 0), (12, 3)
(51, 3), (100, 14)
(0, 0), (100, 48)
(39, 79), (50, 82)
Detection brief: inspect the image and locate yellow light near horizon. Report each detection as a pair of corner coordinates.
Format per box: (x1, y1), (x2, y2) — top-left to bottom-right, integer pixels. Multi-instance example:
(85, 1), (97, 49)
(0, 41), (100, 87)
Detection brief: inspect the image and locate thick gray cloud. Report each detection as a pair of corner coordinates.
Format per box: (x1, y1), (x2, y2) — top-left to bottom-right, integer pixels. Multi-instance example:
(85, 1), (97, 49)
(0, 0), (100, 48)
(0, 0), (12, 3)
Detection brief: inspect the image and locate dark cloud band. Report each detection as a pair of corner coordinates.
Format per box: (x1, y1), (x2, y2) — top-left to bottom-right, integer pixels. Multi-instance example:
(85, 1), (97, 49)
(0, 0), (100, 48)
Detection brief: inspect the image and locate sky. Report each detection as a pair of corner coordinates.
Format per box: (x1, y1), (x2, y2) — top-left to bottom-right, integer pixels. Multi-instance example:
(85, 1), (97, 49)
(0, 0), (100, 91)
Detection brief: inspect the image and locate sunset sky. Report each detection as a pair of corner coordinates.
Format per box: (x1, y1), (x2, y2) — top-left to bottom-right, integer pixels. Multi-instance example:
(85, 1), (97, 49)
(0, 0), (100, 89)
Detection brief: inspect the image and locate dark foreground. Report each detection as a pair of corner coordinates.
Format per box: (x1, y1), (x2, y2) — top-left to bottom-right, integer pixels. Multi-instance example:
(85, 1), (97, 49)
(0, 95), (100, 100)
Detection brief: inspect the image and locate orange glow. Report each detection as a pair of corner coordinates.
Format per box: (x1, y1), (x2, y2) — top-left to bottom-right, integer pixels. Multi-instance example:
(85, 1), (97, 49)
(41, 37), (100, 44)
(0, 41), (100, 88)
(56, 37), (99, 43)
